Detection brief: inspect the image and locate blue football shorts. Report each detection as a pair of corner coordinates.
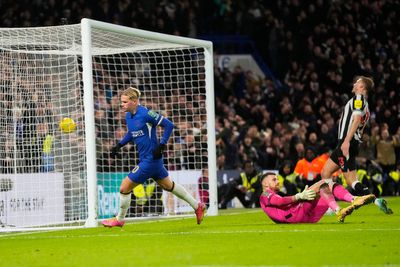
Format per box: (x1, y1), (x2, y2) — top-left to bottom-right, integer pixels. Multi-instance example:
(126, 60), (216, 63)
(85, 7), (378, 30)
(127, 160), (169, 184)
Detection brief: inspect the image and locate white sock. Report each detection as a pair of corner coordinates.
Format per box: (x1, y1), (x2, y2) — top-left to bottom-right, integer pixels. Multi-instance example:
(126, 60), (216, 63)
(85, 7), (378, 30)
(116, 192), (131, 221)
(171, 182), (198, 210)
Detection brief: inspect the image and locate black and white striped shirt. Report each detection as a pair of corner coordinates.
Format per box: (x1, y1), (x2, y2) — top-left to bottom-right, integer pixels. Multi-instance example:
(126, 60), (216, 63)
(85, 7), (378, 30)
(337, 94), (370, 143)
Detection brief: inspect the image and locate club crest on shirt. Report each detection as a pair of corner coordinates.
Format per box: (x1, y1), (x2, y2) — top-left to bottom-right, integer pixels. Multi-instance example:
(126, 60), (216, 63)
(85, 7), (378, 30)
(148, 110), (160, 120)
(354, 99), (363, 109)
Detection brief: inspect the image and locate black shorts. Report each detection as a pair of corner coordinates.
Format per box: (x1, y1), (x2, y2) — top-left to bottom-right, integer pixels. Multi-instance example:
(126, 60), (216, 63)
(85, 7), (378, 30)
(330, 139), (359, 172)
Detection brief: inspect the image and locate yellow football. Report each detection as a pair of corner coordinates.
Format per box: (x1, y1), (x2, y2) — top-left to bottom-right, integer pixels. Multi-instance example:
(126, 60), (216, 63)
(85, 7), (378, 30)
(59, 117), (76, 133)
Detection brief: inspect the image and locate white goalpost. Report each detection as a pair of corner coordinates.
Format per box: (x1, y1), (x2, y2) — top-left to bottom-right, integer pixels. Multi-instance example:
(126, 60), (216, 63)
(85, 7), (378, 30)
(0, 19), (217, 232)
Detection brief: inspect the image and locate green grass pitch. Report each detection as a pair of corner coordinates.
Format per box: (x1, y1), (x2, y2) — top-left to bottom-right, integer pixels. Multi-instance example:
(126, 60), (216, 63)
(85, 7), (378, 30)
(1, 198), (400, 267)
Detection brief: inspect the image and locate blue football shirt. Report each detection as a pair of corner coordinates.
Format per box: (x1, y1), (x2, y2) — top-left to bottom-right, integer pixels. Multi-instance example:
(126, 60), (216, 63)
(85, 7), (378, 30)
(119, 105), (166, 161)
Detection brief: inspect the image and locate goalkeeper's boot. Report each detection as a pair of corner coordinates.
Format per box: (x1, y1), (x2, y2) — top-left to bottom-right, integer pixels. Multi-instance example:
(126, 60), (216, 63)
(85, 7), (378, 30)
(195, 202), (206, 225)
(337, 205), (355, 223)
(375, 198), (393, 215)
(101, 217), (125, 228)
(352, 194), (375, 210)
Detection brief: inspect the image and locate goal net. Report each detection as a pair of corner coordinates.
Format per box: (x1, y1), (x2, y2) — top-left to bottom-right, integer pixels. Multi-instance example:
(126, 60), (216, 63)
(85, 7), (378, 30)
(0, 19), (216, 231)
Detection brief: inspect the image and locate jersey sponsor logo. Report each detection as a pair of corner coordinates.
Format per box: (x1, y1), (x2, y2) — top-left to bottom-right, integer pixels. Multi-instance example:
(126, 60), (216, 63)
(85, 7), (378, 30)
(354, 99), (363, 109)
(131, 130), (144, 138)
(148, 110), (160, 120)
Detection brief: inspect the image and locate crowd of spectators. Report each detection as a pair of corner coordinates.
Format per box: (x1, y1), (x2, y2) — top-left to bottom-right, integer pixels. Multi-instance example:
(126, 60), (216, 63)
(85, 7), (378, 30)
(0, 52), (58, 173)
(1, 0), (399, 195)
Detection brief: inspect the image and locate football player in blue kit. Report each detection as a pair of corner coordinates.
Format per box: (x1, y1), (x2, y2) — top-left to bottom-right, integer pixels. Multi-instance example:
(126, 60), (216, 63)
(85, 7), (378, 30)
(102, 87), (206, 227)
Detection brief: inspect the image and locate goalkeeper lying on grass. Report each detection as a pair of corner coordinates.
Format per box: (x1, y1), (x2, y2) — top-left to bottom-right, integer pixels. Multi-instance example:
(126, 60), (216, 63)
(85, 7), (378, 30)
(259, 172), (375, 223)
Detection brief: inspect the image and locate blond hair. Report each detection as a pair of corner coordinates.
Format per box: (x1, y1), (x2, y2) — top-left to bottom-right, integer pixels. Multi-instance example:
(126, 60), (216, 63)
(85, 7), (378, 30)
(357, 76), (374, 92)
(122, 87), (141, 100)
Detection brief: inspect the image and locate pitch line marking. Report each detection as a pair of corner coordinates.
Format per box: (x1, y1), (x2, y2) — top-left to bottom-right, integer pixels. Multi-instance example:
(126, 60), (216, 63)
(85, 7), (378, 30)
(0, 209), (259, 237)
(1, 227), (400, 240)
(190, 265), (400, 267)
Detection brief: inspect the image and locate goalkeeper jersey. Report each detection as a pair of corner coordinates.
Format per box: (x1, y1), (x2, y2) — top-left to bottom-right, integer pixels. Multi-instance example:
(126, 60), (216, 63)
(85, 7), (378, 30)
(260, 189), (328, 223)
(260, 189), (300, 223)
(118, 105), (173, 162)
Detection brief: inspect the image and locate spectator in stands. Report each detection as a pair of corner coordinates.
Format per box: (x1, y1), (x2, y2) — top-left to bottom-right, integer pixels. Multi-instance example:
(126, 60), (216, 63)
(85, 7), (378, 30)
(371, 125), (400, 180)
(356, 133), (376, 171)
(218, 160), (262, 209)
(289, 141), (305, 167)
(36, 122), (54, 172)
(386, 163), (400, 196)
(239, 135), (259, 164)
(0, 139), (14, 174)
(319, 123), (337, 151)
(216, 154), (226, 170)
(129, 180), (164, 217)
(305, 132), (322, 155)
(182, 133), (199, 169)
(294, 147), (321, 188)
(98, 138), (116, 172)
(277, 160), (298, 196)
(258, 134), (278, 170)
(95, 109), (110, 139)
(13, 107), (29, 172)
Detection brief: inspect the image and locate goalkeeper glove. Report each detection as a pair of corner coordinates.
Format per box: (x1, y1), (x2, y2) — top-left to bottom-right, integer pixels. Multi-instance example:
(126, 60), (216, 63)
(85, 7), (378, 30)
(110, 143), (122, 157)
(295, 185), (316, 201)
(153, 144), (166, 159)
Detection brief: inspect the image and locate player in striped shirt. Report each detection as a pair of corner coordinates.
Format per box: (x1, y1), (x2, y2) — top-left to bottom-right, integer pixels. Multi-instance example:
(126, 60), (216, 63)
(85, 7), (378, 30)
(260, 172), (374, 223)
(101, 87), (206, 227)
(320, 76), (392, 214)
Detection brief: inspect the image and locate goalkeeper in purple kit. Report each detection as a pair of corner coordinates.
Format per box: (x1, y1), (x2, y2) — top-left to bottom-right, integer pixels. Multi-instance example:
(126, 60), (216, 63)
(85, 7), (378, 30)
(102, 87), (206, 227)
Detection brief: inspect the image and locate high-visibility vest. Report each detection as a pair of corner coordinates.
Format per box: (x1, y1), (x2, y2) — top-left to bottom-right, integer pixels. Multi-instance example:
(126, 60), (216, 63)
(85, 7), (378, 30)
(337, 173), (347, 187)
(133, 182), (159, 206)
(42, 134), (53, 154)
(389, 170), (399, 182)
(357, 169), (368, 183)
(357, 169), (383, 195)
(133, 184), (147, 205)
(278, 173), (297, 185)
(240, 172), (260, 192)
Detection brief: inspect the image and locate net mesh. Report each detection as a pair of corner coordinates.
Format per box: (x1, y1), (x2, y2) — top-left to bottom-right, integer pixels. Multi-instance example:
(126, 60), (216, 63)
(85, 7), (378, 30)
(0, 22), (210, 230)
